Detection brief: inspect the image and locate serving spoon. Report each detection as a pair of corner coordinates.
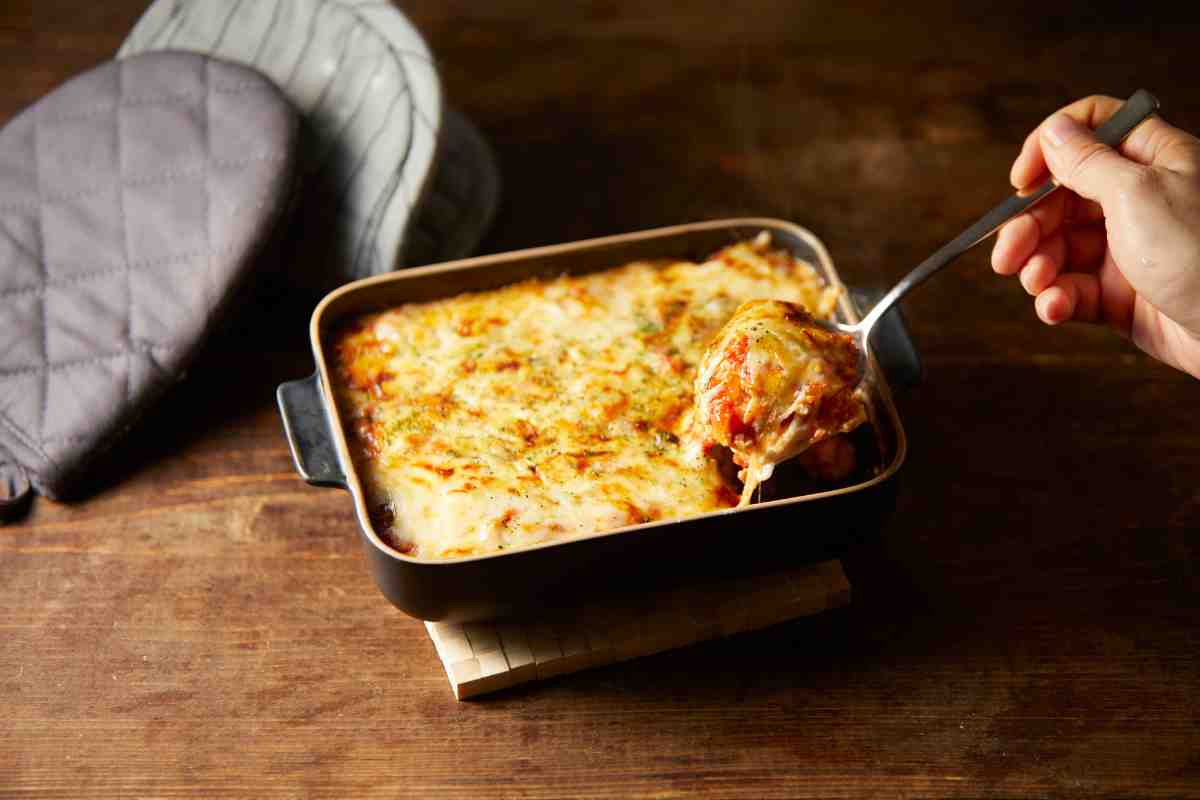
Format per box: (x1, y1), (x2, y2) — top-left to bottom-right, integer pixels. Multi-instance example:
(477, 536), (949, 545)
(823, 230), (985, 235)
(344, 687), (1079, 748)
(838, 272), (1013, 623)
(834, 89), (1160, 376)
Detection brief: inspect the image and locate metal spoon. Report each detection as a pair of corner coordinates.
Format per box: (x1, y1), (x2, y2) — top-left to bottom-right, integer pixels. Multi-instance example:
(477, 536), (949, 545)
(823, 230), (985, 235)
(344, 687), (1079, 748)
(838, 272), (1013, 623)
(833, 89), (1161, 375)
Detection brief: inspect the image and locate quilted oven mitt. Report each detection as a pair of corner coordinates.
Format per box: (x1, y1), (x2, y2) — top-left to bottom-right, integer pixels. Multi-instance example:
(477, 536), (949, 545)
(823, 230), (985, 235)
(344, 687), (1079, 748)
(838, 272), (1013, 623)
(0, 51), (298, 514)
(119, 0), (501, 284)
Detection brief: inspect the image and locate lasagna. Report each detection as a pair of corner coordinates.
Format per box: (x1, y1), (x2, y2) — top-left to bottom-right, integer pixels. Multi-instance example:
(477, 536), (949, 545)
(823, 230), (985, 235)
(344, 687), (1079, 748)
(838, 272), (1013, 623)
(329, 233), (858, 560)
(694, 299), (866, 506)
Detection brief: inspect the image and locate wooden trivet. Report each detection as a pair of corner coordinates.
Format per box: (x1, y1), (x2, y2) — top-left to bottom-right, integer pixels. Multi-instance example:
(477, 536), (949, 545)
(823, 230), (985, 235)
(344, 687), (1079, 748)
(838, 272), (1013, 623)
(426, 560), (850, 700)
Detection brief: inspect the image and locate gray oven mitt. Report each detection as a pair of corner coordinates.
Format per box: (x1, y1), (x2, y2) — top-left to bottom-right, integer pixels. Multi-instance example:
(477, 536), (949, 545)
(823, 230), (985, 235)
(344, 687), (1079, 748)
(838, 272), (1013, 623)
(120, 0), (501, 287)
(0, 51), (298, 512)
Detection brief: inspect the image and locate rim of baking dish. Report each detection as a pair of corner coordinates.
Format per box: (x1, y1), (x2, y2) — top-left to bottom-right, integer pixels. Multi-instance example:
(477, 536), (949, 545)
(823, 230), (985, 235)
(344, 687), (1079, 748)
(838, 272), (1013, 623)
(309, 217), (909, 565)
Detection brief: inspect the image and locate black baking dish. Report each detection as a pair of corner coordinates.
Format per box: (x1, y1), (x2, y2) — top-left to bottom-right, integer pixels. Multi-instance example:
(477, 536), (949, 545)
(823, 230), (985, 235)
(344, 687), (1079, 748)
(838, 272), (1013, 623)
(278, 218), (918, 622)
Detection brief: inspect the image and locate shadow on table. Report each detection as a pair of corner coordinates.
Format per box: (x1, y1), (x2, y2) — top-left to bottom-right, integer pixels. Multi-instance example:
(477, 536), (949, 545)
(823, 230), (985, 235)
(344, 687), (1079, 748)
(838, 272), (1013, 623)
(466, 542), (977, 704)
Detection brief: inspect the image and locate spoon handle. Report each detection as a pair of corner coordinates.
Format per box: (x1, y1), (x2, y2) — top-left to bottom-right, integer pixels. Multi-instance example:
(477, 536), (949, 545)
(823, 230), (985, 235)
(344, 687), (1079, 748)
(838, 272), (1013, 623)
(856, 89), (1161, 337)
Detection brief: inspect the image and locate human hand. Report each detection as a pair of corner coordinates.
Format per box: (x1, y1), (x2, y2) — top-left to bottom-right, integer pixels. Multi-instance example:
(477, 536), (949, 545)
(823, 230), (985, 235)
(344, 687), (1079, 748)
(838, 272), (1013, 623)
(990, 95), (1200, 379)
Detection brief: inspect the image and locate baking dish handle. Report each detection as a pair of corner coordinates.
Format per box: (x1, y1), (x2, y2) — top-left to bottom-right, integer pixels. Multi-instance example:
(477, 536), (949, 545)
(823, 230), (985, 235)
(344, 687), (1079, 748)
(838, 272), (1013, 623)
(851, 288), (923, 390)
(277, 372), (349, 488)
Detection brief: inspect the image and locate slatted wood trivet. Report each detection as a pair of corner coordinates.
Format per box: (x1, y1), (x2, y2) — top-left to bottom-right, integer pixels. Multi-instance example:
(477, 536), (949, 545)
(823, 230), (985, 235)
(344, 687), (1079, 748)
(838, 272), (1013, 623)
(425, 560), (850, 700)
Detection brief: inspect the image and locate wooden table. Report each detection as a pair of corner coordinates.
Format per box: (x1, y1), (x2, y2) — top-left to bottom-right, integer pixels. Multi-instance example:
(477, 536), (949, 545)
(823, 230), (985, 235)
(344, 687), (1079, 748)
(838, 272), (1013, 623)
(3, 2), (1198, 797)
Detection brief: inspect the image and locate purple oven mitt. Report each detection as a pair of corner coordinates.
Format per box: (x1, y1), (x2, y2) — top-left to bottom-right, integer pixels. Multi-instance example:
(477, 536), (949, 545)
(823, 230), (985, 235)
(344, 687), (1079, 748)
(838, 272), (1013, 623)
(0, 51), (298, 514)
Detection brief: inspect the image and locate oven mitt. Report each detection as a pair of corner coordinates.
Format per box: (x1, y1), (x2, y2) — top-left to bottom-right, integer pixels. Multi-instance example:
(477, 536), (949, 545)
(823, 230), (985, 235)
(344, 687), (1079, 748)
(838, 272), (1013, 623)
(0, 51), (298, 511)
(119, 0), (501, 286)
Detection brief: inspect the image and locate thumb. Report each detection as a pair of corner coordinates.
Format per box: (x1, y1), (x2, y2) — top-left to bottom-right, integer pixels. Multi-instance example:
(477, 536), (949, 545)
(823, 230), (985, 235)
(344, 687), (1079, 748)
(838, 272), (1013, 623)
(1040, 113), (1143, 204)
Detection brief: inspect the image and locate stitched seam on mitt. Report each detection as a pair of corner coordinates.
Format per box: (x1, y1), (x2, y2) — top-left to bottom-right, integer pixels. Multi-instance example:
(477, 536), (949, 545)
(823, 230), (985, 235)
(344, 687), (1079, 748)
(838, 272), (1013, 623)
(0, 409), (53, 468)
(0, 342), (178, 379)
(0, 154), (288, 211)
(33, 83), (275, 126)
(0, 245), (237, 299)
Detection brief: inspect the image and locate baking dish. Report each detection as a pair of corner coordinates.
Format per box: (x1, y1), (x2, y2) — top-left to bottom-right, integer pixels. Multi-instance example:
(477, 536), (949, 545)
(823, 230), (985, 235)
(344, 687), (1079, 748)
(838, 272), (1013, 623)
(278, 218), (920, 622)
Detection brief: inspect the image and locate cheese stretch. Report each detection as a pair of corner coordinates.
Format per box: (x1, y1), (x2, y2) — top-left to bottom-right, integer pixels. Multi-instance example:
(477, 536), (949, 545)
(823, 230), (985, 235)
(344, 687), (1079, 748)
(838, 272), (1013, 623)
(330, 234), (841, 560)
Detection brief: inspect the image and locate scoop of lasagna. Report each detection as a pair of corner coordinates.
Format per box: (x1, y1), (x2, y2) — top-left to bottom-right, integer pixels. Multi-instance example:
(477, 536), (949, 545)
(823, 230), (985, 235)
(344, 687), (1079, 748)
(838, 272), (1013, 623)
(693, 299), (866, 505)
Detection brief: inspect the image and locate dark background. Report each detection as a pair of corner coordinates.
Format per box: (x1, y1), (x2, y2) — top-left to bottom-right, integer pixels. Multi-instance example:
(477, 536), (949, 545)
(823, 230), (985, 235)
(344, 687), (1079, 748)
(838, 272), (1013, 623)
(2, 1), (1198, 797)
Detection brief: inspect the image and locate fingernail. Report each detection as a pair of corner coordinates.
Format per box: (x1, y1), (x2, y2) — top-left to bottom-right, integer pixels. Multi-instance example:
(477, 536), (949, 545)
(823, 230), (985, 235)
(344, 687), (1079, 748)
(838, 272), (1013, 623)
(1043, 113), (1084, 147)
(1036, 290), (1063, 325)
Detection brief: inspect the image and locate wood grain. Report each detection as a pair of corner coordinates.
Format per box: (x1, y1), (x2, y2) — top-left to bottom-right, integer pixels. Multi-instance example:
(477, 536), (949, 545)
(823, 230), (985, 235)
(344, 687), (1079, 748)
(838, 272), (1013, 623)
(2, 1), (1199, 797)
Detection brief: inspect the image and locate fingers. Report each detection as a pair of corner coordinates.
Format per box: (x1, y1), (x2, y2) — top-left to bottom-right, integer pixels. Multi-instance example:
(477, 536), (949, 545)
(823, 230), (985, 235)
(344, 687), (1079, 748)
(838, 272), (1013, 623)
(1015, 226), (1104, 297)
(1012, 128), (1051, 190)
(1011, 94), (1199, 190)
(1018, 233), (1065, 295)
(1011, 126), (1049, 190)
(991, 214), (1039, 275)
(993, 217), (1111, 327)
(992, 214), (1104, 281)
(1123, 115), (1200, 174)
(1039, 113), (1144, 203)
(1031, 253), (1133, 329)
(1034, 273), (1101, 325)
(1033, 285), (1068, 324)
(993, 174), (1097, 279)
(1012, 95), (1124, 187)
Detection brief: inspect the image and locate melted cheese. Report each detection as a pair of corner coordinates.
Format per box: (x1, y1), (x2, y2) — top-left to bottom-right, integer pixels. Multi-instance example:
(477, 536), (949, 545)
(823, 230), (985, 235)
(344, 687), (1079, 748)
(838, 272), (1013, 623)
(330, 234), (841, 559)
(694, 299), (867, 506)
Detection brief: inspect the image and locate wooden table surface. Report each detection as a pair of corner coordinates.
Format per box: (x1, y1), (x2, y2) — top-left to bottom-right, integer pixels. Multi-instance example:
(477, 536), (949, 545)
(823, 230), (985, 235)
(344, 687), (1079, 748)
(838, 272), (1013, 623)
(3, 2), (1199, 797)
